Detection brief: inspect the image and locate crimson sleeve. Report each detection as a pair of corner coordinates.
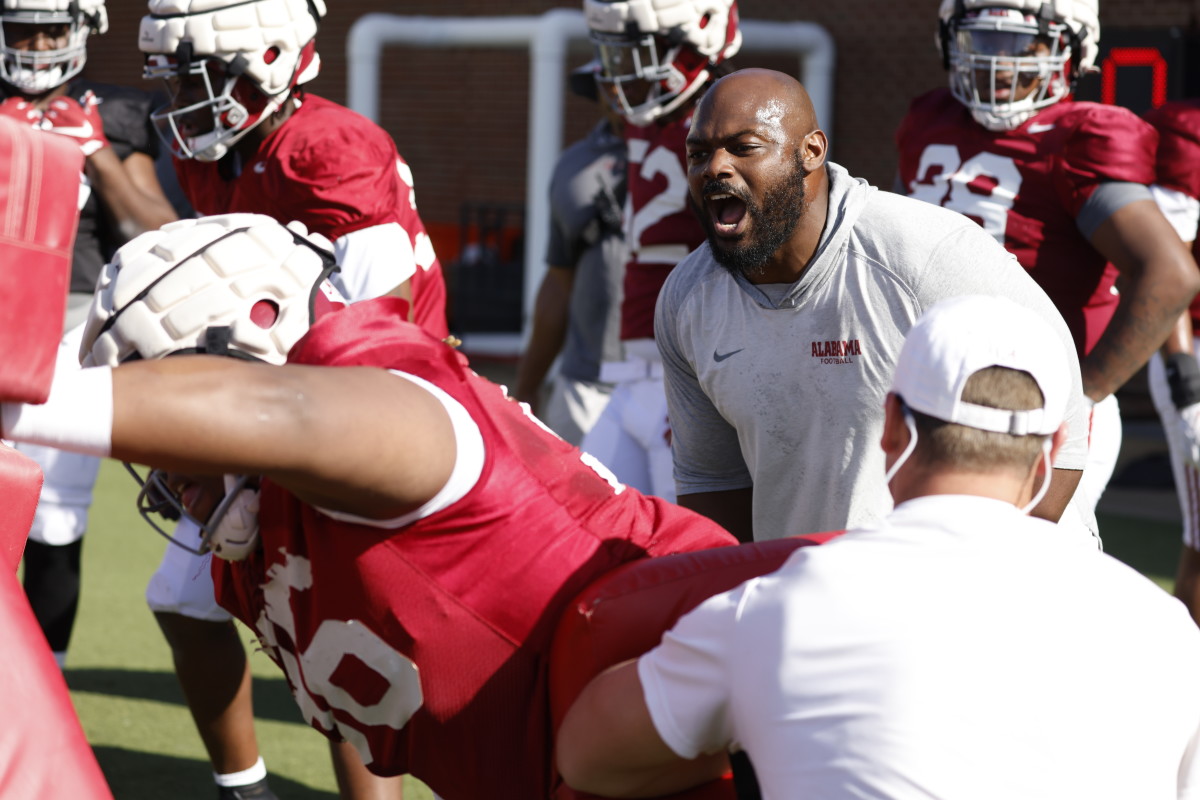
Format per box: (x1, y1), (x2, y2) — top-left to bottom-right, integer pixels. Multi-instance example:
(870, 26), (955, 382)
(1145, 100), (1200, 199)
(268, 121), (406, 242)
(1054, 103), (1158, 217)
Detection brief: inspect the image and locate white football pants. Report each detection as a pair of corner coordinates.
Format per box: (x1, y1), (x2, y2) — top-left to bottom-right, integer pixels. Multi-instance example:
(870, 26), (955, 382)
(1149, 344), (1200, 549)
(580, 372), (675, 503)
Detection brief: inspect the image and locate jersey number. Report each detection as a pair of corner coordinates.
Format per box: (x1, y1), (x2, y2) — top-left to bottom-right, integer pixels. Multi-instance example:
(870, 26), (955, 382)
(256, 552), (423, 767)
(626, 137), (689, 261)
(907, 145), (1022, 241)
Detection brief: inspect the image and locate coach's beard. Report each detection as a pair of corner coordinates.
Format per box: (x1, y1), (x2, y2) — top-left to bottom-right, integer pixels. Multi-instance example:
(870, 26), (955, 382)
(692, 154), (809, 281)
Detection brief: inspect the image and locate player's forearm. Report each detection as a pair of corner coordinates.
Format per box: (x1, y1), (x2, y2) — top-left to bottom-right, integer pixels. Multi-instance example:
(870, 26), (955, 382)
(1160, 240), (1196, 360)
(85, 148), (178, 239)
(1082, 276), (1197, 399)
(513, 269), (573, 404)
(109, 357), (458, 517)
(1086, 200), (1200, 399)
(1029, 467), (1081, 524)
(108, 358), (304, 474)
(1161, 311), (1195, 358)
(514, 313), (569, 405)
(4, 357), (374, 476)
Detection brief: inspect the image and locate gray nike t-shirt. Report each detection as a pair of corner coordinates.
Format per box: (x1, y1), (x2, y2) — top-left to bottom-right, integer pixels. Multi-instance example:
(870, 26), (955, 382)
(656, 162), (1088, 540)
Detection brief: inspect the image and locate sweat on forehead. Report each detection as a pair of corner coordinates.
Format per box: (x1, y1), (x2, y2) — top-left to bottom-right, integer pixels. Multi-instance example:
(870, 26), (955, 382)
(697, 69), (818, 136)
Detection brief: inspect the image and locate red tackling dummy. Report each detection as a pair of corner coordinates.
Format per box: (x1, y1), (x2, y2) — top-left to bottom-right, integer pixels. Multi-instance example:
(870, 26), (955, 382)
(0, 115), (82, 404)
(0, 443), (41, 571)
(0, 114), (109, 798)
(0, 548), (113, 798)
(549, 532), (842, 800)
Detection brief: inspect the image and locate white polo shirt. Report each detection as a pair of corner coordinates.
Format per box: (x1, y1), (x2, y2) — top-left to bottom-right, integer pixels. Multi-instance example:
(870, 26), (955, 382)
(639, 495), (1200, 799)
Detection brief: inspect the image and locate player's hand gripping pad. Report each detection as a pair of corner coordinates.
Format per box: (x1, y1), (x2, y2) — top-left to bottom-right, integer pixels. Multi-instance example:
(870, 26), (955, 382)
(549, 532), (842, 800)
(0, 443), (41, 571)
(0, 117), (83, 403)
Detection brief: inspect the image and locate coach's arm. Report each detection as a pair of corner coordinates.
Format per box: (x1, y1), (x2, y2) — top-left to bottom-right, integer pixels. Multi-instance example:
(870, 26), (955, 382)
(557, 658), (728, 797)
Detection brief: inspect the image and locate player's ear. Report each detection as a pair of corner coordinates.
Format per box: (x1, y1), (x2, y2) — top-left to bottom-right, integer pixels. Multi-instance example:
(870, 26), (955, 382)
(881, 392), (906, 456)
(801, 128), (828, 171)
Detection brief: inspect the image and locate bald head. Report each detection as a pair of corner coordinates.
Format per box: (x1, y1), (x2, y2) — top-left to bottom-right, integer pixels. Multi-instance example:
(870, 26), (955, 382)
(684, 68), (830, 284)
(695, 68), (820, 145)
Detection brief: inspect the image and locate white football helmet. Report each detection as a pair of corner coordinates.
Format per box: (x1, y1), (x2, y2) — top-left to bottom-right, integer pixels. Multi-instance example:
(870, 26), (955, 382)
(82, 213), (346, 560)
(938, 0), (1099, 131)
(140, 0), (326, 161)
(584, 0), (741, 126)
(0, 0), (107, 94)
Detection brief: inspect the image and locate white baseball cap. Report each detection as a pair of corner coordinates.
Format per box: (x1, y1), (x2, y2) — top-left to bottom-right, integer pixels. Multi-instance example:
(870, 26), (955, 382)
(890, 295), (1070, 436)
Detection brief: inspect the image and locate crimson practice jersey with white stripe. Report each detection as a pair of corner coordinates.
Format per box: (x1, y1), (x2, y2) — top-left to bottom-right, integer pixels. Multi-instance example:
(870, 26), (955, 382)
(211, 298), (736, 798)
(175, 94), (448, 338)
(619, 112), (708, 341)
(896, 87), (1157, 358)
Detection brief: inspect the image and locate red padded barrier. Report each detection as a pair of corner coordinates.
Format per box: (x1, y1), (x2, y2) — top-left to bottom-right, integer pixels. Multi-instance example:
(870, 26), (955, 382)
(549, 532), (842, 800)
(0, 116), (82, 404)
(0, 560), (113, 798)
(0, 442), (40, 571)
(0, 117), (109, 798)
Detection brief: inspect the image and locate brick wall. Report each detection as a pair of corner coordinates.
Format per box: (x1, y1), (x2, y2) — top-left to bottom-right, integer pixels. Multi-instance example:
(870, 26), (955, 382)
(83, 1), (1200, 242)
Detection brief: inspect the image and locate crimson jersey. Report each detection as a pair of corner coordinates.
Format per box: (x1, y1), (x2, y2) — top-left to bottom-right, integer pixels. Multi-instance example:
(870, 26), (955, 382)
(211, 298), (736, 799)
(621, 112), (708, 341)
(896, 88), (1158, 357)
(1144, 99), (1200, 325)
(175, 94), (448, 338)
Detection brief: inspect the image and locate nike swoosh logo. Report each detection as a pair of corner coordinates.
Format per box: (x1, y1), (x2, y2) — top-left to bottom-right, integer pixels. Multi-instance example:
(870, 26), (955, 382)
(713, 348), (744, 362)
(1027, 123), (1055, 134)
(46, 120), (92, 138)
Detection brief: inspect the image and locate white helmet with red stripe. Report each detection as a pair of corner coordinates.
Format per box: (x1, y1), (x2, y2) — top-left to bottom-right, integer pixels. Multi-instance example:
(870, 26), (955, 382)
(937, 0), (1099, 130)
(0, 0), (108, 94)
(139, 0), (326, 161)
(584, 0), (741, 126)
(81, 213), (345, 561)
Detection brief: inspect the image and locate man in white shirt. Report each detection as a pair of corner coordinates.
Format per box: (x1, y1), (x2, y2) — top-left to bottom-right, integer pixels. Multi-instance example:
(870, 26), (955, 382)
(557, 295), (1200, 800)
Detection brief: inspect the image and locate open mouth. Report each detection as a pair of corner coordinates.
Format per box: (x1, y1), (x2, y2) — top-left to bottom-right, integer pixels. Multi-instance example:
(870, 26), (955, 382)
(706, 192), (749, 237)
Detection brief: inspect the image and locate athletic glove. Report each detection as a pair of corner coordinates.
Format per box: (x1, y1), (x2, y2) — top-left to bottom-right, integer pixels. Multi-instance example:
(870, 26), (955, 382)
(0, 96), (42, 125)
(38, 92), (109, 157)
(1167, 353), (1200, 470)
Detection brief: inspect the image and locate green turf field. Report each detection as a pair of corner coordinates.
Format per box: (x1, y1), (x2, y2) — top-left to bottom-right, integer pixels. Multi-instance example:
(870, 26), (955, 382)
(58, 460), (1181, 799)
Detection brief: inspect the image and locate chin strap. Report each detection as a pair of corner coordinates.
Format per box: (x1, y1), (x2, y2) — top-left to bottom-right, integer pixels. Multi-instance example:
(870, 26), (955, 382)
(207, 475), (260, 561)
(1020, 439), (1054, 514)
(884, 405), (920, 486)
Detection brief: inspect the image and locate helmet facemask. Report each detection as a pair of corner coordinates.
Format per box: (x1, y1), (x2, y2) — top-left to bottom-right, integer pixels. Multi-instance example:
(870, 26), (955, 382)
(584, 0), (741, 126)
(127, 467), (261, 560)
(944, 7), (1081, 131)
(139, 0), (324, 161)
(0, 4), (106, 95)
(592, 28), (711, 126)
(146, 49), (294, 163)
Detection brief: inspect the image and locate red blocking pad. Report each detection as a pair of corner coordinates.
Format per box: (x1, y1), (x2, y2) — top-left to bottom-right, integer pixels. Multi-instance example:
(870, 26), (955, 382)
(0, 117), (83, 404)
(548, 532), (842, 800)
(0, 561), (113, 798)
(0, 442), (42, 571)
